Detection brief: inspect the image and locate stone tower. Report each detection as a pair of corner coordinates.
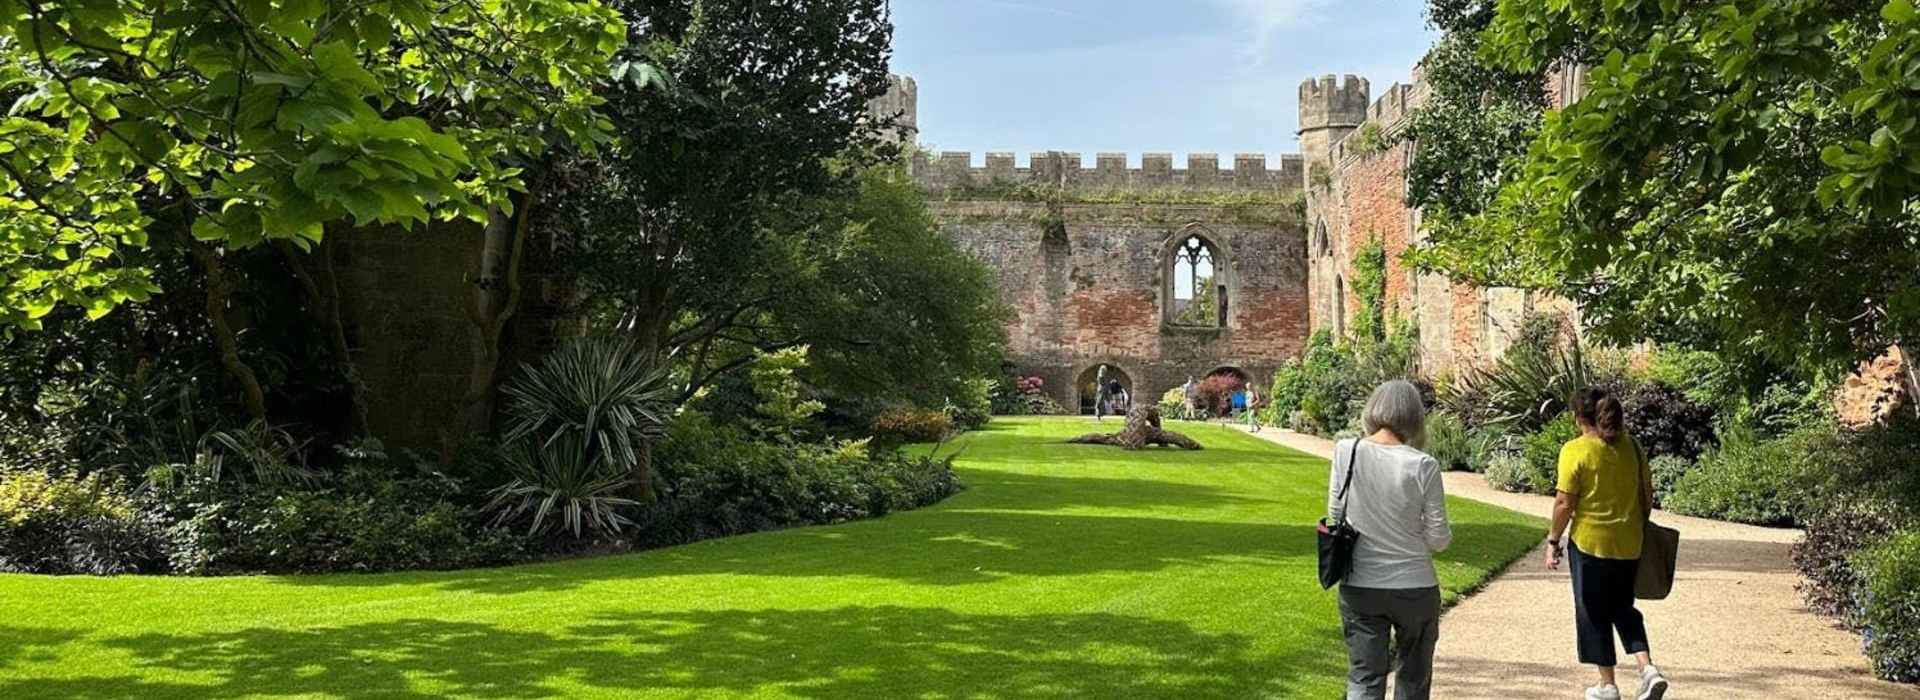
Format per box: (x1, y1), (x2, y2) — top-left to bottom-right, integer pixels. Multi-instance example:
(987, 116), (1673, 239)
(869, 74), (919, 144)
(1296, 75), (1370, 187)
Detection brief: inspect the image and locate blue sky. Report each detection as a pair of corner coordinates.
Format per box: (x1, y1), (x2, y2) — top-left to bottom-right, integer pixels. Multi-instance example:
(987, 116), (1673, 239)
(890, 0), (1437, 164)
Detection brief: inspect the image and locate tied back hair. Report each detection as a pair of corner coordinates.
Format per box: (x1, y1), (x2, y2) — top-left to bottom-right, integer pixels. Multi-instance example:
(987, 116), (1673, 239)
(1571, 386), (1625, 443)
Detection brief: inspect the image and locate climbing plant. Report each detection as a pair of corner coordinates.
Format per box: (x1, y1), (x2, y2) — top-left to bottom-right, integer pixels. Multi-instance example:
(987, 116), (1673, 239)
(1351, 235), (1388, 346)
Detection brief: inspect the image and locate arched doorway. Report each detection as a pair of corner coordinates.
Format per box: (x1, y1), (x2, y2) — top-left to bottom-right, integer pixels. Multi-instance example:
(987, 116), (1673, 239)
(1193, 366), (1252, 417)
(1076, 364), (1134, 416)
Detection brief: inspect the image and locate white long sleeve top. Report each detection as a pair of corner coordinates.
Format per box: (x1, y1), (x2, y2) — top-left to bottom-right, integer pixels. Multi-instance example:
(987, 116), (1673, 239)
(1326, 438), (1454, 589)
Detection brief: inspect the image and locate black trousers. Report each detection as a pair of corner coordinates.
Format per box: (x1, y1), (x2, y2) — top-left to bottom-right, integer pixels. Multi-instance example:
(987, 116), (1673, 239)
(1569, 542), (1650, 666)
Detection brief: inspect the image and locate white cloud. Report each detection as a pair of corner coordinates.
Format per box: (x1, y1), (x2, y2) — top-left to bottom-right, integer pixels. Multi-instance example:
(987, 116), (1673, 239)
(1210, 0), (1334, 69)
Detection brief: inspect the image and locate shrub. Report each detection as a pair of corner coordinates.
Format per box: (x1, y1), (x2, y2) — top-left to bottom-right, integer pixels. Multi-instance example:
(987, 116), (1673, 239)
(490, 433), (639, 538)
(1424, 410), (1473, 472)
(494, 336), (677, 538)
(159, 469), (523, 575)
(1464, 426), (1515, 474)
(1510, 415), (1580, 496)
(1484, 451), (1541, 495)
(1648, 455), (1691, 508)
(650, 414), (963, 546)
(1193, 374), (1245, 418)
(989, 373), (1061, 416)
(872, 409), (953, 444)
(1157, 387), (1188, 419)
(1663, 432), (1810, 527)
(1858, 530), (1920, 683)
(1792, 504), (1906, 619)
(1616, 381), (1718, 462)
(502, 336), (678, 475)
(944, 379), (994, 431)
(0, 471), (166, 575)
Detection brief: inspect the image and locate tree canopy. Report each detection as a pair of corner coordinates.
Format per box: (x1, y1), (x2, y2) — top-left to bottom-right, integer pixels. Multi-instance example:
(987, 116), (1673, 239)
(1413, 0), (1920, 379)
(0, 0), (624, 329)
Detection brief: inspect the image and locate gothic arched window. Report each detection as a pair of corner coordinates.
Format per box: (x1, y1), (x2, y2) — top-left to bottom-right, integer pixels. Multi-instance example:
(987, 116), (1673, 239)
(1169, 234), (1224, 328)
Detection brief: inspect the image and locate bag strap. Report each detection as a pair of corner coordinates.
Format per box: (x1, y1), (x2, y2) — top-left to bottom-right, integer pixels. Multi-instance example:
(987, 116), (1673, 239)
(1333, 439), (1361, 525)
(1631, 437), (1652, 523)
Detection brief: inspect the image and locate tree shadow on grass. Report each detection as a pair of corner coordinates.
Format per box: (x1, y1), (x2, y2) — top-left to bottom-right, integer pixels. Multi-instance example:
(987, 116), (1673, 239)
(1, 607), (1347, 699)
(412, 512), (1322, 595)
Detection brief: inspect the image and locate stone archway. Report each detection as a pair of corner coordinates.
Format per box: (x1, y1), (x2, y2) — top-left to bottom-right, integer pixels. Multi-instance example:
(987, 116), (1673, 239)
(1076, 364), (1134, 416)
(1194, 366), (1252, 417)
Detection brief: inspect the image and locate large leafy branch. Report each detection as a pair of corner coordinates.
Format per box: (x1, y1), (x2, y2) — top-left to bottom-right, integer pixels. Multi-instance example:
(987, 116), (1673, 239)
(0, 0), (625, 329)
(1412, 0), (1920, 379)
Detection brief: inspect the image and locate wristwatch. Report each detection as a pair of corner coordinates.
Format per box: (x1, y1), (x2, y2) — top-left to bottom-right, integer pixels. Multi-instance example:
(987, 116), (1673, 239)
(1547, 536), (1565, 554)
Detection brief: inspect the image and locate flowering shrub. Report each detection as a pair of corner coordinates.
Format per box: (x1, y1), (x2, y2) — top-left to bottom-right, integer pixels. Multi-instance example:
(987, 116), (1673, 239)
(872, 409), (953, 444)
(1193, 374), (1244, 418)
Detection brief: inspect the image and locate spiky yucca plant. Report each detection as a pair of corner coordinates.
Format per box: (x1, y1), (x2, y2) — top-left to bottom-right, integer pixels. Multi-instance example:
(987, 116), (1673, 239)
(491, 336), (678, 538)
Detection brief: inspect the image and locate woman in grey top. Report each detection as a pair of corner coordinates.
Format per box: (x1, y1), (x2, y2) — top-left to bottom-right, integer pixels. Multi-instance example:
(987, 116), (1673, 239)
(1326, 380), (1454, 700)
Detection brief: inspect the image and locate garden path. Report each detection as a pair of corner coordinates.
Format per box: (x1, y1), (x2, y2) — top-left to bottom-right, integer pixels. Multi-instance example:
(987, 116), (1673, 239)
(1213, 423), (1920, 699)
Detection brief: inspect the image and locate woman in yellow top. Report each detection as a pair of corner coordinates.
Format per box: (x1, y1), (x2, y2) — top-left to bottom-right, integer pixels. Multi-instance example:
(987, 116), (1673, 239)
(1546, 387), (1671, 700)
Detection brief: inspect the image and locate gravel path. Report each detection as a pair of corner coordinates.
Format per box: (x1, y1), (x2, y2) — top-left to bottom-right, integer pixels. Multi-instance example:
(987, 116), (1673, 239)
(1208, 422), (1920, 699)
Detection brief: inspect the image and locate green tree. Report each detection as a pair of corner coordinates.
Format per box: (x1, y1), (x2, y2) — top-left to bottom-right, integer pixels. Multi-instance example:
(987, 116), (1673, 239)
(0, 0), (627, 422)
(1415, 0), (1920, 386)
(0, 0), (623, 326)
(793, 165), (1007, 411)
(541, 0), (897, 389)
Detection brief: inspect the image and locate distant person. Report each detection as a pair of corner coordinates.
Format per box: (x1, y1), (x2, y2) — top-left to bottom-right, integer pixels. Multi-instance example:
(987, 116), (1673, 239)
(1245, 388), (1263, 433)
(1107, 379), (1128, 417)
(1327, 380), (1452, 700)
(1094, 367), (1110, 421)
(1547, 387), (1670, 700)
(1230, 387), (1248, 424)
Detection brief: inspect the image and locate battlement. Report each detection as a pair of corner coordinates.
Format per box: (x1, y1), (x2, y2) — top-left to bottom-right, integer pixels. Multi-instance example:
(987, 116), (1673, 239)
(868, 74), (919, 143)
(1367, 83), (1416, 126)
(913, 151), (1305, 196)
(1298, 74), (1371, 132)
(1327, 81), (1425, 164)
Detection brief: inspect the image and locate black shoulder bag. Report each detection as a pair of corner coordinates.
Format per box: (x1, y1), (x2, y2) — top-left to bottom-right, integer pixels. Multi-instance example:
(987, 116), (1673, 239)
(1317, 440), (1362, 590)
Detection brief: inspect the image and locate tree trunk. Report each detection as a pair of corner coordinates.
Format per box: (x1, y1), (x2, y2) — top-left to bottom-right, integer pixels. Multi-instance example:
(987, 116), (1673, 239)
(279, 239), (368, 437)
(190, 243), (269, 423)
(1898, 343), (1920, 418)
(449, 177), (544, 461)
(633, 440), (658, 505)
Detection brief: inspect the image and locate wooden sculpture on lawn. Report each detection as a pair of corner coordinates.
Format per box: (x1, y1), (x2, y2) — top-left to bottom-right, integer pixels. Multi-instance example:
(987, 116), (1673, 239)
(1069, 405), (1203, 450)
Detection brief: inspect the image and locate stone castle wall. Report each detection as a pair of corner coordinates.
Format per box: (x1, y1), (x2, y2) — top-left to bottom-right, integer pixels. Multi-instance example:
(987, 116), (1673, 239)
(1303, 68), (1581, 372)
(930, 200), (1309, 410)
(914, 151), (1304, 196)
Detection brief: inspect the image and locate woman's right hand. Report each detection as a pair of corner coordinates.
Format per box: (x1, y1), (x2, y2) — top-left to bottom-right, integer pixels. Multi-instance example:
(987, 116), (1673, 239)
(1544, 542), (1562, 571)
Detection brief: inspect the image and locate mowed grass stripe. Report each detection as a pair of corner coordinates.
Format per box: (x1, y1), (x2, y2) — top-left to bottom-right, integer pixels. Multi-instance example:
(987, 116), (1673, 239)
(0, 417), (1541, 699)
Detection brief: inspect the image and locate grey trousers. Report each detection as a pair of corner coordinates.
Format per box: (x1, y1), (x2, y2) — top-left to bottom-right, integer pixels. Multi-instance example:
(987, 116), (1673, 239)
(1338, 585), (1442, 700)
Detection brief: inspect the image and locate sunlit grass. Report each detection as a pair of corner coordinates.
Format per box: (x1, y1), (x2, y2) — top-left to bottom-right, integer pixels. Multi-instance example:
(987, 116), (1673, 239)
(0, 417), (1540, 699)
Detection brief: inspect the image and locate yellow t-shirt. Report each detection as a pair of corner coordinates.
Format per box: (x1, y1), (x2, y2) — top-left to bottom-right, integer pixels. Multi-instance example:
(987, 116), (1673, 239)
(1556, 435), (1650, 560)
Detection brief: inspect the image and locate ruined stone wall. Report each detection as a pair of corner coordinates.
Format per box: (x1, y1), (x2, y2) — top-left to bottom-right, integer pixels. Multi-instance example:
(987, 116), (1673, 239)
(1303, 68), (1582, 374)
(929, 200), (1309, 410)
(330, 221), (561, 451)
(915, 151), (1303, 196)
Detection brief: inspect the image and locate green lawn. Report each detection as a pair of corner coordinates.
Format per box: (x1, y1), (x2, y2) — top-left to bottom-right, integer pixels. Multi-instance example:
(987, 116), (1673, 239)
(0, 418), (1541, 699)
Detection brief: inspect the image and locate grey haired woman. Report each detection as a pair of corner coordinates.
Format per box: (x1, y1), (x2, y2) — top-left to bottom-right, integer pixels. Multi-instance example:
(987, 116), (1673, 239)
(1327, 379), (1454, 700)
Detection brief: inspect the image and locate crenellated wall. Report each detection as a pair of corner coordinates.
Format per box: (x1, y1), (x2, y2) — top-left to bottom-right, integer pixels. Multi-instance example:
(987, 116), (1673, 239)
(913, 151), (1304, 196)
(1303, 64), (1584, 373)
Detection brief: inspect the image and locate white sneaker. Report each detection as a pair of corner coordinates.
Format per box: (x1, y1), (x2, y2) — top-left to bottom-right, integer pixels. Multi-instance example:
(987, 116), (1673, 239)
(1585, 684), (1622, 700)
(1637, 666), (1669, 700)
